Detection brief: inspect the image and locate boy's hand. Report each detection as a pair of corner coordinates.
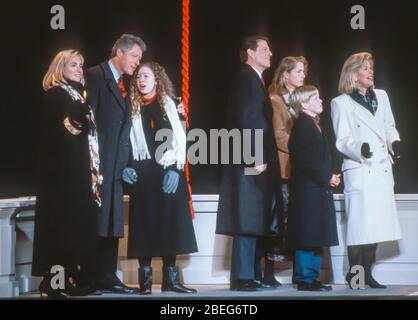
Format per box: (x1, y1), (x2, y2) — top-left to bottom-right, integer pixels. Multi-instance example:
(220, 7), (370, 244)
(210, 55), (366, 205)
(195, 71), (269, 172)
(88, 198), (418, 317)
(329, 174), (341, 187)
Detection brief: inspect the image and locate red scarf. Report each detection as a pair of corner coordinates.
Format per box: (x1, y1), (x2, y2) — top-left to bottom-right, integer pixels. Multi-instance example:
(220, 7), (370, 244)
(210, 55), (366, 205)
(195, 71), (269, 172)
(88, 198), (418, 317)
(142, 94), (157, 105)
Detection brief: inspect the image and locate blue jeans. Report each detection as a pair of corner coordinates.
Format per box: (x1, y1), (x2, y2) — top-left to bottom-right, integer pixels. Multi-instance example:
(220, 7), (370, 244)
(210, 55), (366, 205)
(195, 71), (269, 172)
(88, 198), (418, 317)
(294, 248), (323, 284)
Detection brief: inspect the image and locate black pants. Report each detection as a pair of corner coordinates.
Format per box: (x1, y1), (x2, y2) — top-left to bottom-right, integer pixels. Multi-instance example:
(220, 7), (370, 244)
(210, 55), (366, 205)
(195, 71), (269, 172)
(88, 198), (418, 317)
(97, 236), (119, 277)
(230, 236), (265, 281)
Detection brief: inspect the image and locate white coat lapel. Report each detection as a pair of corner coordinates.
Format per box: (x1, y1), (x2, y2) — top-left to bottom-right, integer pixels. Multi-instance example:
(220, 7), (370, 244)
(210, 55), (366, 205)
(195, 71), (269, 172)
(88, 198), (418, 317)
(351, 98), (386, 142)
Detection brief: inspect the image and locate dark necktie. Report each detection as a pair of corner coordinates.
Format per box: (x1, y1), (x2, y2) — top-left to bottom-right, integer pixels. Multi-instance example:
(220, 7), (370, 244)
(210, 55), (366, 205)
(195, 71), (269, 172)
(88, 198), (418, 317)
(313, 115), (322, 134)
(118, 76), (127, 98)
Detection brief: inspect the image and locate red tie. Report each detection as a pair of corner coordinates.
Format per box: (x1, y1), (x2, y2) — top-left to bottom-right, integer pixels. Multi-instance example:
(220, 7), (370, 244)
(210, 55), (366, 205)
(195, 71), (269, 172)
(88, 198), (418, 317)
(313, 115), (322, 134)
(260, 78), (265, 87)
(118, 76), (127, 98)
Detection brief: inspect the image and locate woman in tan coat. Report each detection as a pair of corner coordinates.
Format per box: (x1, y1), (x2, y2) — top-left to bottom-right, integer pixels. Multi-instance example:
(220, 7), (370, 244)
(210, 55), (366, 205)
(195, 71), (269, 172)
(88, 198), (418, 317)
(266, 56), (307, 281)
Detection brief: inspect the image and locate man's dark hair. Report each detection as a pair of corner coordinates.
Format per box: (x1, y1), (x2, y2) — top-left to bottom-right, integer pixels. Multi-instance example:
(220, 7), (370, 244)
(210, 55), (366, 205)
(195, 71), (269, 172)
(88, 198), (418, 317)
(239, 35), (270, 63)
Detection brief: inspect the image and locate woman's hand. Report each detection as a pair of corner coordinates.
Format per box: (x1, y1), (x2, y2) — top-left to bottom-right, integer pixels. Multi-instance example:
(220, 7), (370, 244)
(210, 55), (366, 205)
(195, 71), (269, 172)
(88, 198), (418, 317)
(162, 170), (180, 194)
(176, 97), (186, 117)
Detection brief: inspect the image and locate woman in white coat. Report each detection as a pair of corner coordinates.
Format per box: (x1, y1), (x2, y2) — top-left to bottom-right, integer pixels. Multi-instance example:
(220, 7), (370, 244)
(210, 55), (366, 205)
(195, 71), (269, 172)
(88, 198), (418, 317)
(331, 52), (402, 289)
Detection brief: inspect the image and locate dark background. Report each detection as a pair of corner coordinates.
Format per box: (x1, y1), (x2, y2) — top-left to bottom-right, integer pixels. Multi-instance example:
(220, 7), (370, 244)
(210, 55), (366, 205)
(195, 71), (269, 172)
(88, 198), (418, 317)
(1, 0), (417, 197)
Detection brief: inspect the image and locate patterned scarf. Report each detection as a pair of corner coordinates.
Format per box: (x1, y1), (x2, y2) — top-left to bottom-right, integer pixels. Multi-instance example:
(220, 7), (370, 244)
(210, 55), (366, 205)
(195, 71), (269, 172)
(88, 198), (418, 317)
(60, 83), (103, 207)
(350, 88), (378, 116)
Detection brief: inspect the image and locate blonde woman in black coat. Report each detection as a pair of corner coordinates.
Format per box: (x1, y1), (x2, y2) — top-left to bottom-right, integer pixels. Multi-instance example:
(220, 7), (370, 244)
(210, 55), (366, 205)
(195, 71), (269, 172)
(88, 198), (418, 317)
(33, 50), (102, 298)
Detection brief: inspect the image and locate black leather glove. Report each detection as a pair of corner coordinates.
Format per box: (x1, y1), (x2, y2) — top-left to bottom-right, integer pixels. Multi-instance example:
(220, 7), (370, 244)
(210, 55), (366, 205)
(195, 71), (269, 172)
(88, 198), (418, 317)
(392, 141), (401, 159)
(69, 101), (90, 125)
(361, 143), (373, 159)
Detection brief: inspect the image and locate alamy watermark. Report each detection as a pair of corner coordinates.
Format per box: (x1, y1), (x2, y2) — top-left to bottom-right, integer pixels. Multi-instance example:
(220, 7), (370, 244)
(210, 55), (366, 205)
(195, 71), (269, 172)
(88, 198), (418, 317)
(155, 123), (265, 175)
(348, 265), (366, 289)
(49, 265), (66, 290)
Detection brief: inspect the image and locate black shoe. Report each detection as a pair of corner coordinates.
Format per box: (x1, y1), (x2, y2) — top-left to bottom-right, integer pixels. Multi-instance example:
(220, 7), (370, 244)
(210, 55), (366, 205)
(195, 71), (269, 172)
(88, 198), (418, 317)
(312, 280), (333, 291)
(99, 282), (139, 294)
(138, 266), (152, 295)
(365, 276), (387, 289)
(99, 272), (140, 294)
(261, 277), (282, 288)
(86, 289), (103, 296)
(38, 276), (67, 299)
(297, 281), (332, 292)
(161, 266), (197, 293)
(230, 280), (261, 292)
(97, 275), (139, 294)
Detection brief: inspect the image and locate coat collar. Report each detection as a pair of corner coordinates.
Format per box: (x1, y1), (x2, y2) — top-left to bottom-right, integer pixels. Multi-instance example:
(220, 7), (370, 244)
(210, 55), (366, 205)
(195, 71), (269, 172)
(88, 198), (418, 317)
(349, 95), (385, 142)
(300, 112), (324, 141)
(242, 64), (268, 96)
(100, 62), (128, 111)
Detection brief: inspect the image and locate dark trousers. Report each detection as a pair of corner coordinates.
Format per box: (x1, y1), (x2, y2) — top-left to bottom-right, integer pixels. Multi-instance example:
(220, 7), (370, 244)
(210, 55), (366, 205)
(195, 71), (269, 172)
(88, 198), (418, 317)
(294, 247), (323, 284)
(230, 236), (265, 281)
(97, 236), (119, 280)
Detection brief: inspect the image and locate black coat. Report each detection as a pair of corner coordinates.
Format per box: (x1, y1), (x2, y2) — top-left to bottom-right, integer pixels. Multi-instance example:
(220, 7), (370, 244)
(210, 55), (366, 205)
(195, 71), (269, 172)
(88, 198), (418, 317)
(287, 113), (339, 248)
(216, 65), (280, 237)
(32, 86), (98, 276)
(127, 99), (198, 257)
(85, 62), (132, 237)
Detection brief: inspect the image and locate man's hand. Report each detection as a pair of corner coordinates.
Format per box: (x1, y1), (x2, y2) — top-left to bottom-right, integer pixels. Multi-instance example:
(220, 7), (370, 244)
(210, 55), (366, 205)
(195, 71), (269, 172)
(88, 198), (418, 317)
(176, 97), (186, 117)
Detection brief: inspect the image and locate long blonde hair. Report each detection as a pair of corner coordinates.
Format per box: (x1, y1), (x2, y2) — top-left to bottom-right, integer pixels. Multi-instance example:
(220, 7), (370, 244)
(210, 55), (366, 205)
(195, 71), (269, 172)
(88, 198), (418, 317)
(129, 62), (176, 117)
(338, 52), (374, 94)
(269, 56), (308, 96)
(42, 49), (84, 91)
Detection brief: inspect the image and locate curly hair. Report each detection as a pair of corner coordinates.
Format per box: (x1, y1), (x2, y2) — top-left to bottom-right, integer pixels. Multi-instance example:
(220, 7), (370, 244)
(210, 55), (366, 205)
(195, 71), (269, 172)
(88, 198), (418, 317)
(130, 61), (176, 117)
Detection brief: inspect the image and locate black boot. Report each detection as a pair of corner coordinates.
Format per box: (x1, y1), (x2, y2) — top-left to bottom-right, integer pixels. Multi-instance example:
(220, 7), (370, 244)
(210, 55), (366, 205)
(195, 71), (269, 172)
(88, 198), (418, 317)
(346, 245), (363, 289)
(138, 266), (153, 295)
(262, 260), (281, 288)
(161, 266), (197, 293)
(363, 244), (386, 289)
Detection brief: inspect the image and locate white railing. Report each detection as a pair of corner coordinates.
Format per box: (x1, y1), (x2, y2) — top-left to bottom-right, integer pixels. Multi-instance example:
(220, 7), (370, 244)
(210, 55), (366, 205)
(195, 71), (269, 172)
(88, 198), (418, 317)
(1, 194), (418, 297)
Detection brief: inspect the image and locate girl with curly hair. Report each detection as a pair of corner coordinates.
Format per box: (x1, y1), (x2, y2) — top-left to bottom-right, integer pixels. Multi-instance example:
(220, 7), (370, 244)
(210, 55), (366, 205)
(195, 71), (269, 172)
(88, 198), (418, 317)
(123, 62), (198, 295)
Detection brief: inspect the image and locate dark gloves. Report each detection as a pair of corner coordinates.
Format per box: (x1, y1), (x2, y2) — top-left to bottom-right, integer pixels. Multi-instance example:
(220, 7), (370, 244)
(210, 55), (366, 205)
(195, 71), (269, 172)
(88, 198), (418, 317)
(162, 170), (179, 194)
(361, 143), (373, 159)
(392, 141), (401, 159)
(122, 168), (138, 184)
(69, 101), (90, 125)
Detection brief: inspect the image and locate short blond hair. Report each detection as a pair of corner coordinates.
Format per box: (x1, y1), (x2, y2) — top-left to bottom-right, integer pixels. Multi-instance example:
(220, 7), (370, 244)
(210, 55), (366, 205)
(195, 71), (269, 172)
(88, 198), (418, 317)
(338, 52), (374, 94)
(42, 49), (84, 91)
(289, 85), (318, 115)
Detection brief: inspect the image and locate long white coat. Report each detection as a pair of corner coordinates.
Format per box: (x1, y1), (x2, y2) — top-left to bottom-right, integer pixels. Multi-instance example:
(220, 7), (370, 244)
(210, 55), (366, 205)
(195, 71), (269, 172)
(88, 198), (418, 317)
(331, 89), (402, 245)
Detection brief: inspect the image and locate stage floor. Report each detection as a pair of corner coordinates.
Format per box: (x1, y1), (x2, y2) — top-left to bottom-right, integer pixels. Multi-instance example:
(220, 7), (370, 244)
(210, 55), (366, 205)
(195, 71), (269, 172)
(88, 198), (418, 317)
(18, 284), (418, 299)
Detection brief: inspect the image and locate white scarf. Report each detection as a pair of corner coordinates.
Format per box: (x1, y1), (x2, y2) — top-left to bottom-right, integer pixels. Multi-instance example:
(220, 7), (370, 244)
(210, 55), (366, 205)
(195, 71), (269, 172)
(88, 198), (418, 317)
(130, 96), (186, 170)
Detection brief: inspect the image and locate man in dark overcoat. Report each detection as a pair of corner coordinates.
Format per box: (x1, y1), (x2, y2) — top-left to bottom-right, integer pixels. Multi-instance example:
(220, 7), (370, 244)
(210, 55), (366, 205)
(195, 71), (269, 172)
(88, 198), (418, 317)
(216, 35), (280, 291)
(85, 34), (146, 294)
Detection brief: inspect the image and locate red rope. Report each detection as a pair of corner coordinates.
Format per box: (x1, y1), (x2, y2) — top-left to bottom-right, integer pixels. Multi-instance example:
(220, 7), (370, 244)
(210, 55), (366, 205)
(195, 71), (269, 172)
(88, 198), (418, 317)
(182, 0), (195, 219)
